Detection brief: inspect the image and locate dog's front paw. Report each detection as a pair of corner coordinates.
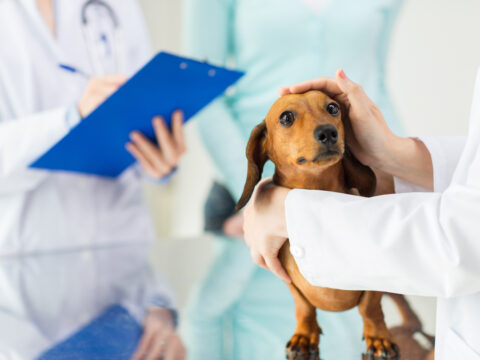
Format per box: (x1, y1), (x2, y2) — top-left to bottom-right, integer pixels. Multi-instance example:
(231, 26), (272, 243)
(286, 334), (320, 360)
(364, 337), (399, 360)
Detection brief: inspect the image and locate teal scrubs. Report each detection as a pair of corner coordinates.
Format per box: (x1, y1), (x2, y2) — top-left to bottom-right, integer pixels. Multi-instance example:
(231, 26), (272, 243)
(183, 0), (404, 359)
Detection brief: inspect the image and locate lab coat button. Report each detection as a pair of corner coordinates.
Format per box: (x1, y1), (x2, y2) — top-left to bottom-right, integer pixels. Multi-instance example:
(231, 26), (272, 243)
(290, 245), (305, 259)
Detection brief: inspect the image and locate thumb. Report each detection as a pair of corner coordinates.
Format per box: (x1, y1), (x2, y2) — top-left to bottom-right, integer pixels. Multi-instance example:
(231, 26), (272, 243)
(335, 68), (358, 94)
(335, 69), (370, 109)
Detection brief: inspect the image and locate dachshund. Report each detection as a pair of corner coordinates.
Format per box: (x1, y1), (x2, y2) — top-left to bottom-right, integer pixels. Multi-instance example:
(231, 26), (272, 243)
(236, 90), (400, 360)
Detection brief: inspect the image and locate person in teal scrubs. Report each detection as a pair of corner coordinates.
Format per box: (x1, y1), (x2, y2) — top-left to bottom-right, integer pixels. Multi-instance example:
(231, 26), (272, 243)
(183, 1), (404, 359)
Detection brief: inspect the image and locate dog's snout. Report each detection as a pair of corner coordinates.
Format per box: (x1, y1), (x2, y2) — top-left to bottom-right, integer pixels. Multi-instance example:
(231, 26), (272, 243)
(314, 125), (338, 147)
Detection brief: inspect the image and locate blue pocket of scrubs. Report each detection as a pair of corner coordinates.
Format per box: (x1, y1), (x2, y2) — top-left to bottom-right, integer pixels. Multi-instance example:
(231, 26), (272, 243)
(37, 305), (142, 360)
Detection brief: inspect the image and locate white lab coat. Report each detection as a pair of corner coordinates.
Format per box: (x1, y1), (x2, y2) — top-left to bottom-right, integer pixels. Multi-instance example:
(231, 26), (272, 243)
(0, 0), (156, 254)
(285, 69), (480, 359)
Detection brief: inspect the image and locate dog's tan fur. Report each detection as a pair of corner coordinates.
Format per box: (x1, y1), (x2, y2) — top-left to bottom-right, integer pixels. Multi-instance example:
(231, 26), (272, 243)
(237, 91), (398, 359)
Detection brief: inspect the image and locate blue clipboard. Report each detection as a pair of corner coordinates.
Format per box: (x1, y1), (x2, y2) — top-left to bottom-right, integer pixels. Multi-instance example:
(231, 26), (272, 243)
(30, 52), (244, 177)
(36, 305), (142, 360)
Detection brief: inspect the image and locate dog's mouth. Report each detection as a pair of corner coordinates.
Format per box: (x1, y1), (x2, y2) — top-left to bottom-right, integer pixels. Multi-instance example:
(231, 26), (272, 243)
(296, 148), (342, 165)
(312, 149), (341, 162)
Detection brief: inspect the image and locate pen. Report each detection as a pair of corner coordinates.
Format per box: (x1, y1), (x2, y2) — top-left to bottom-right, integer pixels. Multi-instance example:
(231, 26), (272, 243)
(58, 64), (91, 79)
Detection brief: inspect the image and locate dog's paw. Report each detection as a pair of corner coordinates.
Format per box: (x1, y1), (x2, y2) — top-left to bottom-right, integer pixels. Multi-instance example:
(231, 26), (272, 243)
(364, 337), (399, 360)
(285, 334), (320, 360)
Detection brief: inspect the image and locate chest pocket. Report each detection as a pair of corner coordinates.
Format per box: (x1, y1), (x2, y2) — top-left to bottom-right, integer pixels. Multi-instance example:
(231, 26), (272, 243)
(445, 328), (480, 360)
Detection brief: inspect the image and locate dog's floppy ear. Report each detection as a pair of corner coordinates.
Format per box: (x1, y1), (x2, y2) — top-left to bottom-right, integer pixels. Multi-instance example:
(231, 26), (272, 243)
(342, 145), (376, 197)
(236, 121), (268, 210)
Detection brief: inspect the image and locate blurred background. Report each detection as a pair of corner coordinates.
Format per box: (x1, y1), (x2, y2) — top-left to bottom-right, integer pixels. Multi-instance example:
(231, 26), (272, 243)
(139, 0), (480, 338)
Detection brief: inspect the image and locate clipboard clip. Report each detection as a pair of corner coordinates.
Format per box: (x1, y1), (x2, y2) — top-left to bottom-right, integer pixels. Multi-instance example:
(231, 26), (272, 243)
(179, 58), (216, 77)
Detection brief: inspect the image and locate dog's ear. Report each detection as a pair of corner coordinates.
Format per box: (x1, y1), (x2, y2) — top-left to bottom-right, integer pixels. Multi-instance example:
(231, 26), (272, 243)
(236, 121), (268, 210)
(342, 145), (376, 197)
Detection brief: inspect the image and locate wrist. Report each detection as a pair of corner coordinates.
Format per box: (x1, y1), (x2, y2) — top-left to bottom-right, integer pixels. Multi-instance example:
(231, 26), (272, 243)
(374, 135), (412, 175)
(376, 136), (433, 190)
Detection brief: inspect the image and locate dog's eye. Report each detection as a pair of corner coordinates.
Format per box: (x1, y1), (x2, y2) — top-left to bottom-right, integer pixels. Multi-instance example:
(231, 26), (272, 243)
(279, 111), (295, 127)
(326, 103), (340, 116)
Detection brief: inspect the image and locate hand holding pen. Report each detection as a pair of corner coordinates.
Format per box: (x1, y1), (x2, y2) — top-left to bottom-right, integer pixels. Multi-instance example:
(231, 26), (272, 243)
(59, 63), (127, 118)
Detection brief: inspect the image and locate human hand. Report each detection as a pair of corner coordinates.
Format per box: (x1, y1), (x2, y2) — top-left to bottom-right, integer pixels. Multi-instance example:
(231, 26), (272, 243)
(243, 178), (291, 283)
(126, 111), (186, 179)
(131, 307), (186, 360)
(280, 69), (433, 190)
(77, 74), (127, 118)
(223, 212), (244, 238)
(280, 69), (396, 170)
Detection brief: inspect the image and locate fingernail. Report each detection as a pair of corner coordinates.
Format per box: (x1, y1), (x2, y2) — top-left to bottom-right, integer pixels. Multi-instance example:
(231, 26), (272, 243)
(338, 69), (347, 79)
(174, 110), (184, 122)
(130, 131), (139, 140)
(153, 117), (163, 126)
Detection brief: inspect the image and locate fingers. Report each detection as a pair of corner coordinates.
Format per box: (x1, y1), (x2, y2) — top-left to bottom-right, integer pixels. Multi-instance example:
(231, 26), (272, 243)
(153, 113), (185, 169)
(153, 116), (178, 166)
(163, 336), (187, 360)
(171, 111), (186, 154)
(97, 83), (120, 99)
(264, 248), (291, 283)
(335, 69), (370, 105)
(131, 331), (155, 360)
(100, 74), (128, 86)
(144, 335), (168, 360)
(250, 248), (291, 283)
(128, 111), (186, 179)
(127, 132), (172, 177)
(125, 142), (159, 177)
(250, 249), (268, 270)
(279, 77), (343, 98)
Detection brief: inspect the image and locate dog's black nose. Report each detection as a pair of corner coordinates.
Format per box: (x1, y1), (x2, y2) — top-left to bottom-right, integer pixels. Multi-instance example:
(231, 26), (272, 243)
(314, 125), (338, 146)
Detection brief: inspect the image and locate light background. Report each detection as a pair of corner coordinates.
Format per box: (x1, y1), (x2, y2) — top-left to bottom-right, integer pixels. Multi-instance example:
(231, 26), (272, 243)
(138, 0), (480, 337)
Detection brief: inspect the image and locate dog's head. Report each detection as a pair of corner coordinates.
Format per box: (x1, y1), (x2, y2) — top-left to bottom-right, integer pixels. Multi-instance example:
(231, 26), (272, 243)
(236, 90), (376, 210)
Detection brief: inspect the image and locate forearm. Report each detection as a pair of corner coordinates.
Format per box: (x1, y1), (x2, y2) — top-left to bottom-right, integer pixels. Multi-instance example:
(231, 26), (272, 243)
(286, 186), (480, 298)
(378, 136), (434, 191)
(0, 106), (75, 177)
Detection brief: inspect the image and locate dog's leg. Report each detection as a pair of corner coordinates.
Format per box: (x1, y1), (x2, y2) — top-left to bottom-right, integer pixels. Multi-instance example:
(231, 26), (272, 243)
(286, 283), (321, 360)
(358, 291), (399, 360)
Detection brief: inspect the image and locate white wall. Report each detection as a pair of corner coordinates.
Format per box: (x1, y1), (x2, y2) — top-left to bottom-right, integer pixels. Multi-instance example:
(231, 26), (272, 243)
(139, 0), (480, 337)
(389, 0), (480, 137)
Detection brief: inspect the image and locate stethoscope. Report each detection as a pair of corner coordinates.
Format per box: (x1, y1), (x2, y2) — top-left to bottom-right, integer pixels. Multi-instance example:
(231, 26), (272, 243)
(81, 0), (126, 75)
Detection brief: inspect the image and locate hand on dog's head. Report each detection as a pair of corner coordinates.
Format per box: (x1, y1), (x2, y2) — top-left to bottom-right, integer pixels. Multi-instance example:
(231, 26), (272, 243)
(236, 90), (376, 211)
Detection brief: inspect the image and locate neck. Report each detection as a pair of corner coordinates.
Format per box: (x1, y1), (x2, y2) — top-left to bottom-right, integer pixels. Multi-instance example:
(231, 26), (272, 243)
(36, 0), (56, 37)
(273, 160), (345, 192)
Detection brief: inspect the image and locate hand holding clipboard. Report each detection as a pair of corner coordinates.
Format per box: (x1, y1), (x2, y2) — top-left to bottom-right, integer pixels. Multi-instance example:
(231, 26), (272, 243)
(31, 52), (244, 177)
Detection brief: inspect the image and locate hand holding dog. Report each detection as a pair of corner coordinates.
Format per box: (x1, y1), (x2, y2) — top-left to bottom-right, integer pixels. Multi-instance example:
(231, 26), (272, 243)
(280, 69), (433, 190)
(243, 178), (291, 283)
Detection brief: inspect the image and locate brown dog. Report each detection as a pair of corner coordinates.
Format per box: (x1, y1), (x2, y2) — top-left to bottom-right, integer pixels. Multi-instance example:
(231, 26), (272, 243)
(236, 90), (399, 360)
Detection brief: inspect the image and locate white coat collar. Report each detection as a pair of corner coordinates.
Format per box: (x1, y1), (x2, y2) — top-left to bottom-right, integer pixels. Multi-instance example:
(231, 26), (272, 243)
(16, 0), (64, 61)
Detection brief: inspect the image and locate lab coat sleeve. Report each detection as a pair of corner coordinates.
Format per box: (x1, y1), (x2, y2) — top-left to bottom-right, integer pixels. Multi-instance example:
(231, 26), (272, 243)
(285, 129), (480, 298)
(182, 0), (249, 201)
(0, 107), (73, 177)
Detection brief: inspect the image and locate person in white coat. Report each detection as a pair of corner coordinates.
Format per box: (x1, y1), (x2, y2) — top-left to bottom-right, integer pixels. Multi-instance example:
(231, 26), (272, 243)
(0, 0), (186, 359)
(242, 68), (480, 359)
